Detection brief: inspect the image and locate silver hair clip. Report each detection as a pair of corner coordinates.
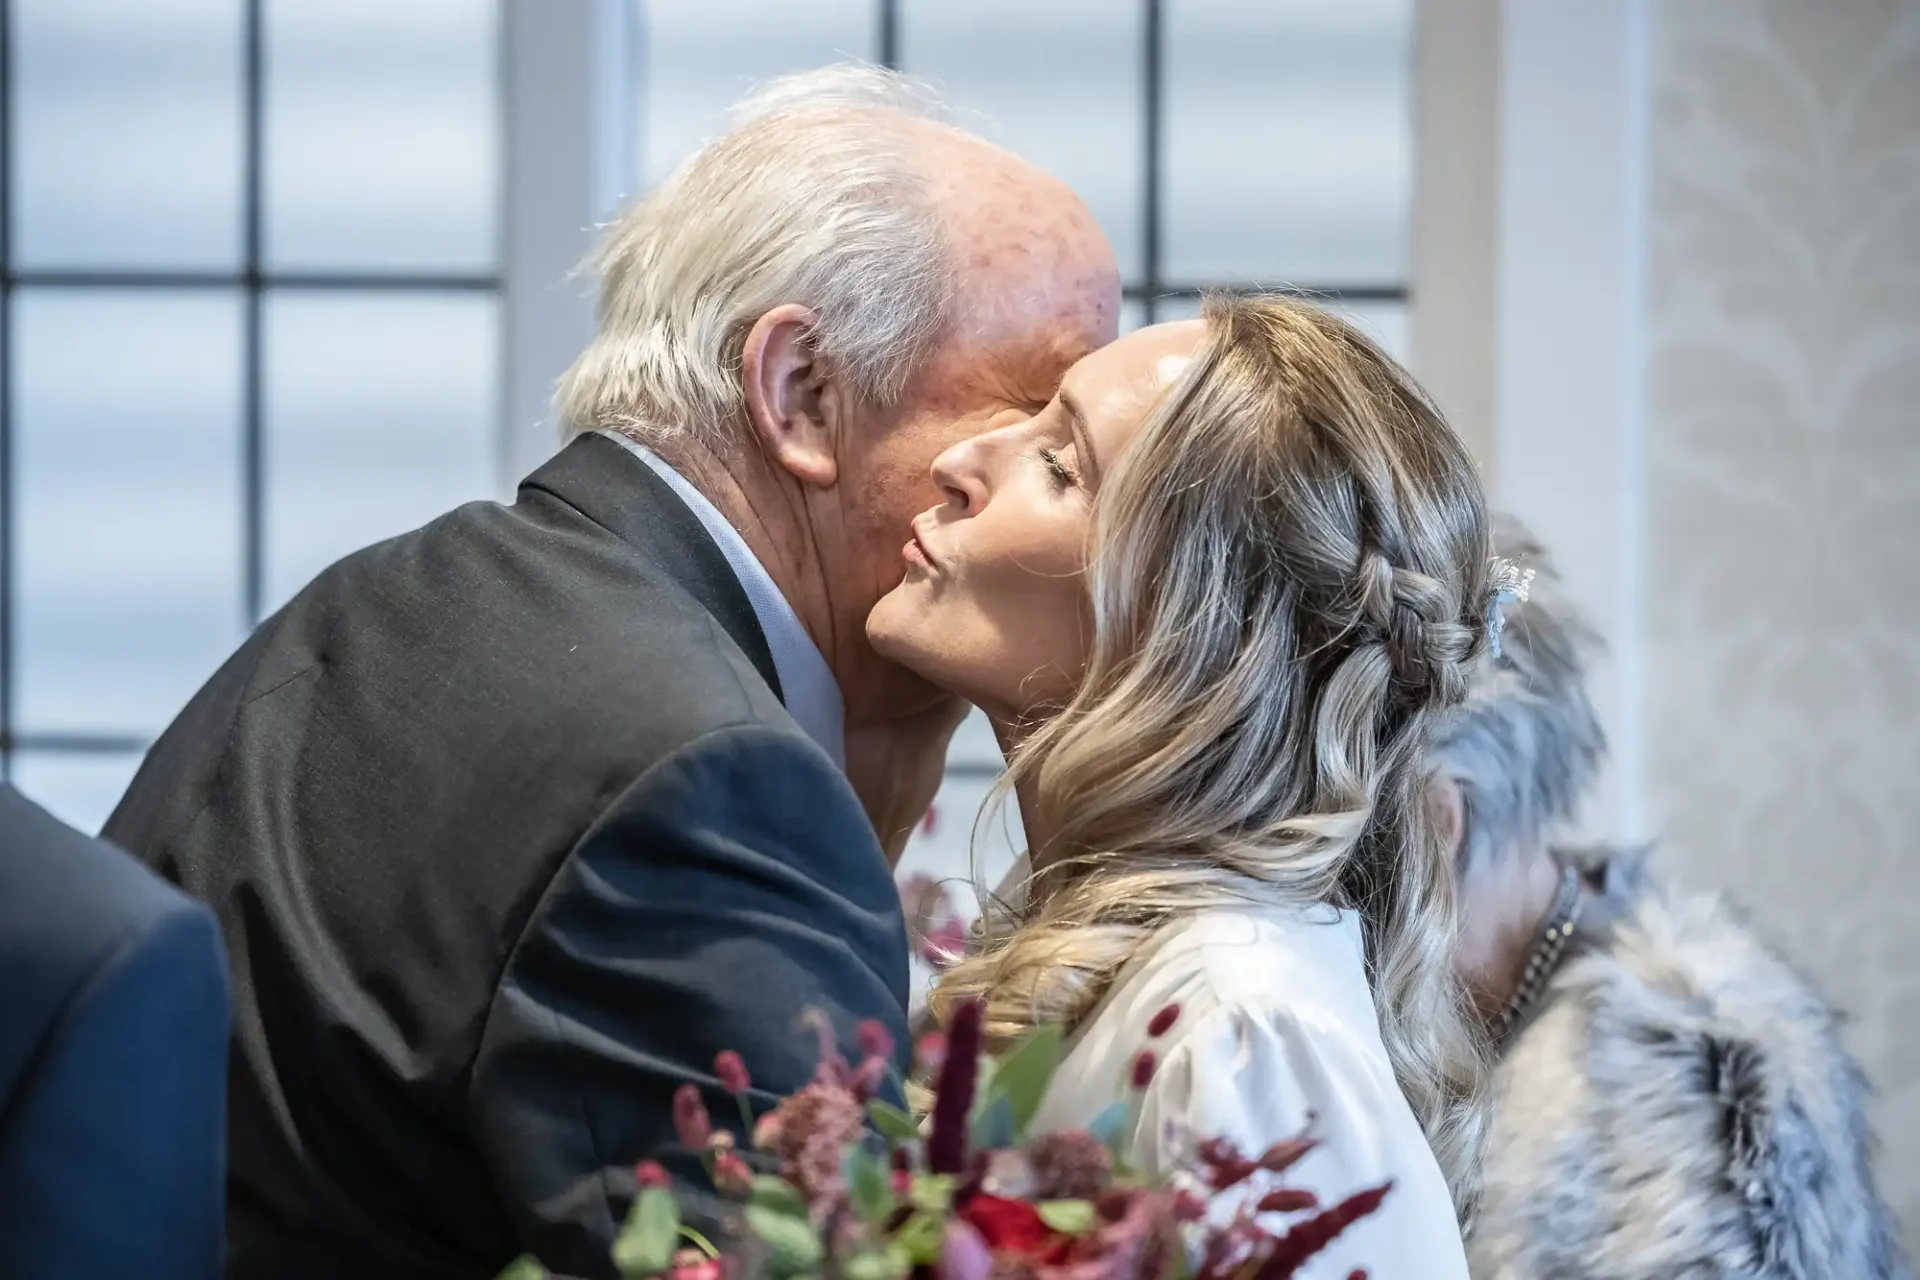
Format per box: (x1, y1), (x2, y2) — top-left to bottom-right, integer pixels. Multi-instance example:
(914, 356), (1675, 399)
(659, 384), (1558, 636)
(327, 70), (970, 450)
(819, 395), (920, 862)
(1486, 558), (1535, 659)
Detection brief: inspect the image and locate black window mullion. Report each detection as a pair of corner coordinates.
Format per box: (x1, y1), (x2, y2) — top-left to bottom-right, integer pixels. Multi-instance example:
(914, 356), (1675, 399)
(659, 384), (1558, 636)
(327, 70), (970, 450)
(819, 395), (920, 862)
(1, 0), (13, 781)
(877, 0), (899, 71)
(243, 0), (265, 628)
(1142, 0), (1162, 323)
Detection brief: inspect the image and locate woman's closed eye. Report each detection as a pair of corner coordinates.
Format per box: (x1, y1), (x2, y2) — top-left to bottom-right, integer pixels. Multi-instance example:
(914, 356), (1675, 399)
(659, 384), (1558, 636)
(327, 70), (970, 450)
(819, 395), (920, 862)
(1038, 446), (1080, 491)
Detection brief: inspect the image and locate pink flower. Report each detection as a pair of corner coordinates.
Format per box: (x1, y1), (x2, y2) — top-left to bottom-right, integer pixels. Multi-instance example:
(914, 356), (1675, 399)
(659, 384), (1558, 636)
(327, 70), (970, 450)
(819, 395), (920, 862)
(921, 917), (971, 971)
(673, 1083), (711, 1150)
(916, 1031), (948, 1075)
(635, 1160), (670, 1189)
(666, 1247), (722, 1280)
(752, 1079), (865, 1209)
(939, 1218), (994, 1280)
(713, 1149), (752, 1196)
(857, 1019), (895, 1063)
(714, 1050), (751, 1095)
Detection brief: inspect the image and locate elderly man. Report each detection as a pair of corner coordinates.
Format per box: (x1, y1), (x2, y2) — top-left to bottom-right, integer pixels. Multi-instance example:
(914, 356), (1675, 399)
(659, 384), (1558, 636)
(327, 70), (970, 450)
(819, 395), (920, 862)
(105, 67), (1119, 1279)
(1431, 520), (1908, 1279)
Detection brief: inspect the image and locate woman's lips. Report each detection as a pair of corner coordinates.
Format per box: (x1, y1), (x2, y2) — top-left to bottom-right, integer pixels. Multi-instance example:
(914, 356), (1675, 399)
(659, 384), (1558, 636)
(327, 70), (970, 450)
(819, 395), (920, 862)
(904, 517), (940, 571)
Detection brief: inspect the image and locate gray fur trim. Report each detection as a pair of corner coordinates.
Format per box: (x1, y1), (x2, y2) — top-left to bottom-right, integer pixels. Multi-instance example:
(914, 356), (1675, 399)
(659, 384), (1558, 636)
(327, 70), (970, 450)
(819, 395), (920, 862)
(1433, 516), (1608, 875)
(1470, 856), (1911, 1279)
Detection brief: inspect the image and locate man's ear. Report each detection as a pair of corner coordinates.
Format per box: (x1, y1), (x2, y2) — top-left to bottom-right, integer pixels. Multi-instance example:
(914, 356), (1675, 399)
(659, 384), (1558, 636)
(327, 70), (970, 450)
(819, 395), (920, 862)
(740, 303), (841, 490)
(1427, 774), (1467, 866)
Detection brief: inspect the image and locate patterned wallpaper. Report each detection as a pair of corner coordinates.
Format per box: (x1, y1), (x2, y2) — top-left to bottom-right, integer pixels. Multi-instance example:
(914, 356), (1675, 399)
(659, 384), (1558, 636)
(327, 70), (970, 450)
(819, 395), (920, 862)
(1646, 0), (1920, 1251)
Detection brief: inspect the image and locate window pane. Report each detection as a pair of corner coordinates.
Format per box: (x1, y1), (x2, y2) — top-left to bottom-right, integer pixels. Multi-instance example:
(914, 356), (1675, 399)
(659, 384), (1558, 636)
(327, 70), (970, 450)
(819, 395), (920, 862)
(263, 293), (501, 611)
(13, 0), (243, 269)
(1164, 0), (1412, 287)
(638, 0), (874, 187)
(1146, 294), (1407, 363)
(944, 707), (1005, 774)
(1334, 298), (1409, 365)
(900, 0), (1143, 283)
(264, 0), (500, 272)
(13, 291), (245, 737)
(10, 752), (146, 838)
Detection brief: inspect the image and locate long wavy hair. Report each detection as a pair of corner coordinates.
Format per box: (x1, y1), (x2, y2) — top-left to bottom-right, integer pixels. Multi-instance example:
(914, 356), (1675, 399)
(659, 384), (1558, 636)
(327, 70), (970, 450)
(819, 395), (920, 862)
(930, 294), (1494, 1205)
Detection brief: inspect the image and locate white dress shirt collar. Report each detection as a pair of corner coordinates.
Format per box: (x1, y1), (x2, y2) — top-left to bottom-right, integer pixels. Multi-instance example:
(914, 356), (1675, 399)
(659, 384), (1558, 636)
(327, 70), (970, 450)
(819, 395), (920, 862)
(601, 431), (846, 770)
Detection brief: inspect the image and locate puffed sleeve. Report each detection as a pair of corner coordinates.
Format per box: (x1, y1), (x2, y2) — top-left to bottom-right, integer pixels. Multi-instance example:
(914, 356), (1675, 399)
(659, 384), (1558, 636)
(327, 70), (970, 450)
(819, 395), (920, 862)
(1129, 1003), (1469, 1280)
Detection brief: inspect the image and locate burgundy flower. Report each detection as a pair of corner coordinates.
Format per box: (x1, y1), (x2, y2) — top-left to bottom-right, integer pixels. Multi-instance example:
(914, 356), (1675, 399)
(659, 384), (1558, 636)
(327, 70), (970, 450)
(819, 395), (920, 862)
(714, 1050), (751, 1095)
(1146, 1004), (1181, 1038)
(673, 1083), (712, 1150)
(1257, 1136), (1317, 1175)
(1026, 1130), (1113, 1200)
(1130, 1050), (1157, 1090)
(1255, 1189), (1318, 1214)
(1196, 1137), (1261, 1191)
(635, 1160), (670, 1189)
(928, 999), (984, 1176)
(1256, 1182), (1392, 1276)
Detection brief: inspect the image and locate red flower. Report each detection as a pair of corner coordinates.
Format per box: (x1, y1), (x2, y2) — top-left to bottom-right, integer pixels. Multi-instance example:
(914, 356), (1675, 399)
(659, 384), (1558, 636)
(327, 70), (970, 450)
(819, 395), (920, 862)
(635, 1160), (670, 1189)
(673, 1083), (712, 1149)
(714, 1050), (751, 1095)
(959, 1194), (1061, 1260)
(1130, 1050), (1158, 1090)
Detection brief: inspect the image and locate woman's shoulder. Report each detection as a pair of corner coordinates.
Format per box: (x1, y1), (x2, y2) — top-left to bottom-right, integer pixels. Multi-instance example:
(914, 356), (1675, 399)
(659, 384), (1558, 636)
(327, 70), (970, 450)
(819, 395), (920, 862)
(1103, 901), (1382, 1042)
(1033, 903), (1470, 1279)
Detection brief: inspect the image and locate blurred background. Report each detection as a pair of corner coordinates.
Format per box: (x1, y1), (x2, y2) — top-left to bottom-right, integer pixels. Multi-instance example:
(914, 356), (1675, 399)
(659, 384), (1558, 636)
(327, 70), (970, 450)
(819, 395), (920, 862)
(0, 0), (1914, 1250)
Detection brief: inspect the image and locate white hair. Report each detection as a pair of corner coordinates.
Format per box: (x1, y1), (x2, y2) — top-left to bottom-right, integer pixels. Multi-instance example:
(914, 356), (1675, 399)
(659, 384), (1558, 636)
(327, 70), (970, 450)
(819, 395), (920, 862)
(554, 64), (957, 453)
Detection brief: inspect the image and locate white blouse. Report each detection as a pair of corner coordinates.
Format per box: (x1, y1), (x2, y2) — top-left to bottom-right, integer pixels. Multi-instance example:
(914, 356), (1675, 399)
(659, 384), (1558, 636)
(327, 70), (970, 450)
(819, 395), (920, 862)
(1028, 903), (1470, 1280)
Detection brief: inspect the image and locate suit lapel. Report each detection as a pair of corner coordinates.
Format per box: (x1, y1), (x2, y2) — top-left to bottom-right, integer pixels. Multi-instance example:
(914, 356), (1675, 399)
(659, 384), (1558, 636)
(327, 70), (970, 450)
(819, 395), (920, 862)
(520, 433), (783, 700)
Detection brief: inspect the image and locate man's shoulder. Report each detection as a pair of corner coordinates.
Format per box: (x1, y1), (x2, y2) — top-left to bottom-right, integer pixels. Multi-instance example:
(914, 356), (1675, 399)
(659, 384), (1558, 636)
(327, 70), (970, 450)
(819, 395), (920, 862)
(281, 484), (797, 761)
(0, 788), (219, 1087)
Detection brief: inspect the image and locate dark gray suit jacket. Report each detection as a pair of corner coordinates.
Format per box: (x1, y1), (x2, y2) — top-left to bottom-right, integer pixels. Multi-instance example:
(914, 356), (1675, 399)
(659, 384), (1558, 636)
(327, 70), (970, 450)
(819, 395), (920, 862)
(0, 785), (231, 1279)
(105, 433), (910, 1279)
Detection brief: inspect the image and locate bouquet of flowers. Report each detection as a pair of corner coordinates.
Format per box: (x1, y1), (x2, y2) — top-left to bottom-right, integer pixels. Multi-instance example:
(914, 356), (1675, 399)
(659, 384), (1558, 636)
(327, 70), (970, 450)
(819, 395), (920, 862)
(502, 998), (1387, 1280)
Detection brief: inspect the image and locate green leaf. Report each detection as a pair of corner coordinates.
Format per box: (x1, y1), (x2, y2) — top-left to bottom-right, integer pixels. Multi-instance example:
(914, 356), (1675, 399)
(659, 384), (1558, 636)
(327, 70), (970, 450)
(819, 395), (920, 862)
(892, 1210), (945, 1266)
(612, 1186), (680, 1278)
(969, 1092), (1015, 1151)
(749, 1174), (809, 1218)
(909, 1173), (956, 1214)
(744, 1202), (825, 1278)
(1037, 1199), (1097, 1235)
(495, 1256), (548, 1280)
(845, 1142), (894, 1223)
(868, 1099), (920, 1143)
(1086, 1100), (1131, 1153)
(988, 1024), (1064, 1139)
(843, 1247), (910, 1280)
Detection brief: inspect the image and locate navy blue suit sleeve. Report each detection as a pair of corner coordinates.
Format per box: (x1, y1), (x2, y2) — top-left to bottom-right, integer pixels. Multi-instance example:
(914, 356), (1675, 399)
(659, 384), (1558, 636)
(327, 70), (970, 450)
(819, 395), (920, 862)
(0, 901), (231, 1279)
(471, 723), (911, 1277)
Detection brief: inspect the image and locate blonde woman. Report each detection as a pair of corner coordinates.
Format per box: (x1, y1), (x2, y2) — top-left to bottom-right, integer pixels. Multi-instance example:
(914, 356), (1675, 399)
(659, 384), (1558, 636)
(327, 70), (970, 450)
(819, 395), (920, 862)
(868, 295), (1492, 1277)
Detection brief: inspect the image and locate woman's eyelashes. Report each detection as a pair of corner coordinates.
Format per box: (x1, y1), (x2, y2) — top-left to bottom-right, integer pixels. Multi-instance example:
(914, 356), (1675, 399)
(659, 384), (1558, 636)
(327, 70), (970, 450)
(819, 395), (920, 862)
(1038, 446), (1080, 491)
